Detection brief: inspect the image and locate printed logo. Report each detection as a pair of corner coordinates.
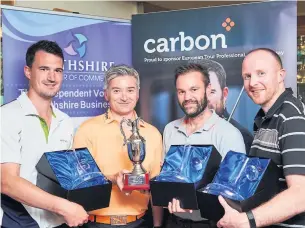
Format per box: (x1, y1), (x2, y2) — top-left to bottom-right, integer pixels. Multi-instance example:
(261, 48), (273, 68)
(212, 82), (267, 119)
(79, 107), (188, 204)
(64, 33), (88, 58)
(222, 18), (235, 31)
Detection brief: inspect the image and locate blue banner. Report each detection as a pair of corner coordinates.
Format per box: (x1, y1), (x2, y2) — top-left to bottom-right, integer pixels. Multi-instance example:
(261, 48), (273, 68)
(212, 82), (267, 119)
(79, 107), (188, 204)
(2, 9), (131, 126)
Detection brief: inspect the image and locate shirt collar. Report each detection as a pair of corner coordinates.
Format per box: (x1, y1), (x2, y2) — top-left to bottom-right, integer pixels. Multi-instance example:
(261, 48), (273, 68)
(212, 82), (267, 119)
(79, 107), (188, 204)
(174, 110), (219, 133)
(104, 108), (146, 127)
(17, 92), (64, 121)
(17, 92), (39, 116)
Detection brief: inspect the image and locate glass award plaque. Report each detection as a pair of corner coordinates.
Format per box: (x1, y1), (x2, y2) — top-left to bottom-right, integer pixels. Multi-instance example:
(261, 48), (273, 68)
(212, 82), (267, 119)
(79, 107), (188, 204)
(45, 148), (108, 190)
(155, 145), (212, 183)
(203, 151), (268, 201)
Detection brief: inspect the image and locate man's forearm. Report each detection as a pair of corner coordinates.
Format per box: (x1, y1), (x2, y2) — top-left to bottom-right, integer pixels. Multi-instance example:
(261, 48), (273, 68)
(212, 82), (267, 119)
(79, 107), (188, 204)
(1, 175), (66, 215)
(151, 196), (163, 227)
(252, 185), (305, 227)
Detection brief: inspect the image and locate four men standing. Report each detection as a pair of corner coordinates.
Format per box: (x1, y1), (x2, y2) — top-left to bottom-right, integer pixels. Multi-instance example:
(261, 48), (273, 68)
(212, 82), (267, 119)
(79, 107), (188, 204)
(1, 40), (304, 228)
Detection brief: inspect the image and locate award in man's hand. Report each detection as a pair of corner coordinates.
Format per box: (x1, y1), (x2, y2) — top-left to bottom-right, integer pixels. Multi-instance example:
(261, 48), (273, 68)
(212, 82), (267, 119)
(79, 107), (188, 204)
(120, 117), (149, 191)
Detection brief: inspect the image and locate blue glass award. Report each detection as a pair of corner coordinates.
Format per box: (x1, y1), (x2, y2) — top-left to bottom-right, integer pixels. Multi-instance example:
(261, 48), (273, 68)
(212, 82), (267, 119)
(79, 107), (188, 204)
(45, 148), (108, 190)
(155, 145), (212, 183)
(203, 151), (269, 201)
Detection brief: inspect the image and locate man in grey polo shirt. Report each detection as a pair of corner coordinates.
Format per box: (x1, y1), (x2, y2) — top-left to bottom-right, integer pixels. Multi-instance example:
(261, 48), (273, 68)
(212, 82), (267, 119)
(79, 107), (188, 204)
(163, 63), (246, 228)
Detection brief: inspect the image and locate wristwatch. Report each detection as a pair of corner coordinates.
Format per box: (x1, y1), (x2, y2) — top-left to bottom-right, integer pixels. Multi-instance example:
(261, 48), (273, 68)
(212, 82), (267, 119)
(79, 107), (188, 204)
(246, 210), (257, 228)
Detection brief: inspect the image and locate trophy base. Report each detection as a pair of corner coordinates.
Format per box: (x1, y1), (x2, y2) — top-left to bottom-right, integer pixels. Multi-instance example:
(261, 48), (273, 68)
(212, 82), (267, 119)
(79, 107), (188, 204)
(123, 173), (150, 191)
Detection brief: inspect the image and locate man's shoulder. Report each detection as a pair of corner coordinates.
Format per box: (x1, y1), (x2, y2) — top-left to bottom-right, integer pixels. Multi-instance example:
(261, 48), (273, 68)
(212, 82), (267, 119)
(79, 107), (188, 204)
(1, 99), (23, 119)
(213, 116), (244, 139)
(143, 121), (162, 138)
(78, 114), (105, 129)
(215, 115), (239, 131)
(1, 99), (21, 110)
(279, 94), (305, 118)
(164, 119), (182, 131)
(230, 118), (253, 138)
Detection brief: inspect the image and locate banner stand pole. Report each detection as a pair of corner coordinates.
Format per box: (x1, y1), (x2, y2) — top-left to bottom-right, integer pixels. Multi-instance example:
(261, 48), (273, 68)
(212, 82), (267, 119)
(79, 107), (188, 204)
(228, 86), (244, 122)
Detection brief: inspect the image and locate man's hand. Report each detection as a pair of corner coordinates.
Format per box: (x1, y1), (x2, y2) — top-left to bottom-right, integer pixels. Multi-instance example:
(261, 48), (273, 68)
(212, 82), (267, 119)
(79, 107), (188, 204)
(168, 198), (193, 214)
(114, 169), (149, 195)
(58, 200), (88, 227)
(115, 169), (133, 195)
(217, 196), (249, 228)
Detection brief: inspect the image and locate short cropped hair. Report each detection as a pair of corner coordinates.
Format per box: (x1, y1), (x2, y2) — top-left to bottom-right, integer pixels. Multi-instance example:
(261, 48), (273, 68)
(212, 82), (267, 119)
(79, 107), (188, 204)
(104, 64), (140, 90)
(174, 63), (210, 87)
(245, 47), (283, 68)
(26, 40), (64, 68)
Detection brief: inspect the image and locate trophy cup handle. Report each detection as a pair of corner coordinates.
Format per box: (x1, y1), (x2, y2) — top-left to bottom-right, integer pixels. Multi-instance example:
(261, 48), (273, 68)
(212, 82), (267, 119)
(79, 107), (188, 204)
(134, 117), (144, 128)
(120, 118), (129, 146)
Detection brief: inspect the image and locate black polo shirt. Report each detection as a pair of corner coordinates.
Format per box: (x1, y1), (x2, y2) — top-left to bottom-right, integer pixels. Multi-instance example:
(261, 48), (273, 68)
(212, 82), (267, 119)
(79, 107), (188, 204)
(250, 88), (305, 227)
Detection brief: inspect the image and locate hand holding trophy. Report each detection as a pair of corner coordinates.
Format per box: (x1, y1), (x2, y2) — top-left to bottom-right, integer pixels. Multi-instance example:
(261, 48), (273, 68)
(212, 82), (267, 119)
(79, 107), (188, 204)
(120, 117), (149, 191)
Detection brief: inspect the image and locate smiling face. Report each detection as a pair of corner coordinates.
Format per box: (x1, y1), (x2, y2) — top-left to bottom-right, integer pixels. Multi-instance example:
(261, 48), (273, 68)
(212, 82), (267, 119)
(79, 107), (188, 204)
(242, 50), (285, 111)
(176, 71), (209, 118)
(24, 50), (64, 100)
(105, 75), (139, 116)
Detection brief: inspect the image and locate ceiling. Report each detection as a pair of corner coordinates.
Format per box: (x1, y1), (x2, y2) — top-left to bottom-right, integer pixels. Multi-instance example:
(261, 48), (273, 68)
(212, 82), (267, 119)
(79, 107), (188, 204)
(144, 1), (305, 15)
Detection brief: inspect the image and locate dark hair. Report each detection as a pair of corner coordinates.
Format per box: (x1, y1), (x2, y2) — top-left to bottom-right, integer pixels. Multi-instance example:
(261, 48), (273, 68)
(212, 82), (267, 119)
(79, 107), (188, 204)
(245, 48), (283, 68)
(175, 63), (210, 87)
(197, 59), (226, 89)
(26, 40), (64, 67)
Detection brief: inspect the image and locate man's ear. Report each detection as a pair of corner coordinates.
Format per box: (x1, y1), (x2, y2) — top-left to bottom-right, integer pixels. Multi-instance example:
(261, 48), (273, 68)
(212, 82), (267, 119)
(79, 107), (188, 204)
(24, 66), (31, 80)
(223, 87), (229, 105)
(136, 88), (140, 103)
(278, 68), (286, 83)
(104, 89), (109, 101)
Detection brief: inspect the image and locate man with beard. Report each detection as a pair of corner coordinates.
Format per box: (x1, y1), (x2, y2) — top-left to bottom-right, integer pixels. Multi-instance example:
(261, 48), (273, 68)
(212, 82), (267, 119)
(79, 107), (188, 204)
(0, 40), (88, 227)
(205, 59), (253, 154)
(163, 63), (246, 228)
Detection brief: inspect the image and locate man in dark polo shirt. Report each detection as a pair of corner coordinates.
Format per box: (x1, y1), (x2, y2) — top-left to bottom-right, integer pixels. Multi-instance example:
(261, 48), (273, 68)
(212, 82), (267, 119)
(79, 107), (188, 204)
(217, 48), (305, 228)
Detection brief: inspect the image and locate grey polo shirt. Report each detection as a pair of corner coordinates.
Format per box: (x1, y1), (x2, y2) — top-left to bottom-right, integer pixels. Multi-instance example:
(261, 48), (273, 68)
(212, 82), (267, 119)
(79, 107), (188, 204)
(163, 111), (246, 221)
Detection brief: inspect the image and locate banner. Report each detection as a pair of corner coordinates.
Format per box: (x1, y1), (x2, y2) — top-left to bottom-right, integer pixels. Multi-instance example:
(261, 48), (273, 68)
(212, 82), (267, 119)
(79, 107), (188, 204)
(132, 1), (297, 133)
(2, 8), (131, 127)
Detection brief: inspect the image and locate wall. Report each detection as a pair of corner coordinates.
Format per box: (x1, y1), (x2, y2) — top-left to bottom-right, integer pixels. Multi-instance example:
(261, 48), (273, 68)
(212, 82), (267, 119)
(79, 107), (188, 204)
(14, 1), (139, 20)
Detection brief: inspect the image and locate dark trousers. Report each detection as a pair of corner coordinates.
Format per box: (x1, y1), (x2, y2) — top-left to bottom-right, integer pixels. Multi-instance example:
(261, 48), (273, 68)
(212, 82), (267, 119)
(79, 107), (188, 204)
(165, 214), (217, 228)
(55, 224), (70, 228)
(1, 194), (39, 228)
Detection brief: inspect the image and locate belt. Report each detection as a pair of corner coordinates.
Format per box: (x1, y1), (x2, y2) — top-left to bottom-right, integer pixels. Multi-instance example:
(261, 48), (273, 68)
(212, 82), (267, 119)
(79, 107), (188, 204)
(88, 212), (145, 225)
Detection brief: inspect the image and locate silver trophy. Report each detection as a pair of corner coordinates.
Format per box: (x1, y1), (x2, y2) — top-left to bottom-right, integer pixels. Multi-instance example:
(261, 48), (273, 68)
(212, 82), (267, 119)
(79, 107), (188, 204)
(120, 117), (149, 190)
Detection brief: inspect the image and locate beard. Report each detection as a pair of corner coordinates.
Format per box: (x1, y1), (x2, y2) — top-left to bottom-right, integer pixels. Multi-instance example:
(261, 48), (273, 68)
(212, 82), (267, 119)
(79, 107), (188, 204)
(179, 93), (208, 118)
(32, 81), (61, 99)
(38, 90), (58, 99)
